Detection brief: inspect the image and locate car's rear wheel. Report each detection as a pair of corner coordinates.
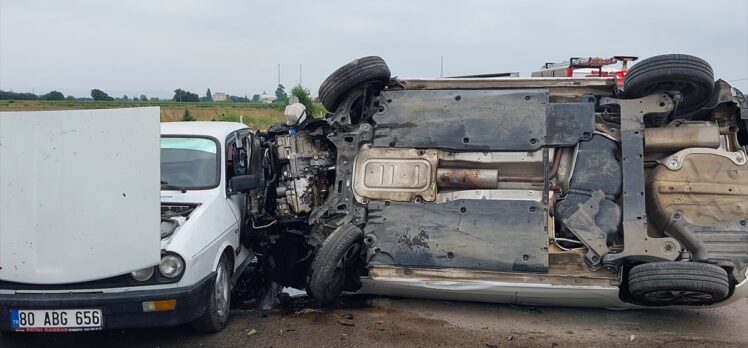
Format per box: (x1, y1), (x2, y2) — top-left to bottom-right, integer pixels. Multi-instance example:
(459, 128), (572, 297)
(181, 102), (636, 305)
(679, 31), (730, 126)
(628, 262), (729, 305)
(191, 254), (231, 333)
(318, 56), (390, 112)
(623, 54), (714, 117)
(308, 223), (364, 307)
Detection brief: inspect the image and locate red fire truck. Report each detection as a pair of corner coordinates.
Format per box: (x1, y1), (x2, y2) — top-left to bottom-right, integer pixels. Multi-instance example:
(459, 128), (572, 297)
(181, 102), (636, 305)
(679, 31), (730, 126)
(531, 56), (638, 88)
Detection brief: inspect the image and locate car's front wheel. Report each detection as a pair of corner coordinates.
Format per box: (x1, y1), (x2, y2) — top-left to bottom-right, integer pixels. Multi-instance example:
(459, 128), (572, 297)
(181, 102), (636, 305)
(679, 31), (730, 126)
(191, 254), (231, 333)
(318, 56), (391, 112)
(308, 224), (364, 307)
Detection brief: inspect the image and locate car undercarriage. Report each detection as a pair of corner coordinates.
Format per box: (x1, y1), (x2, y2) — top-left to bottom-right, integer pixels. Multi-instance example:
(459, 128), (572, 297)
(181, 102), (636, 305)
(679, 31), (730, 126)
(243, 54), (748, 308)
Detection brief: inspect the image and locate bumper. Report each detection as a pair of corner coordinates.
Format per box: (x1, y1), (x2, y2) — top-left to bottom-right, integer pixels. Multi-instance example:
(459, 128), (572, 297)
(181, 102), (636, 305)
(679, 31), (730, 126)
(0, 273), (214, 331)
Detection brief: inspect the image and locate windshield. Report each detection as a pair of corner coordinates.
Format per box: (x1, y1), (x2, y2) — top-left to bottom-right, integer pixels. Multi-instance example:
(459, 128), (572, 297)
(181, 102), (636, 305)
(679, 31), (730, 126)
(161, 137), (220, 189)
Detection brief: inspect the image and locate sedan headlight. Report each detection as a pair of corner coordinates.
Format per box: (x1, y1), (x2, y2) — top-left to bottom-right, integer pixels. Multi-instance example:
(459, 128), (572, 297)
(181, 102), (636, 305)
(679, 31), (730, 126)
(131, 267), (155, 282)
(160, 218), (178, 239)
(159, 254), (185, 279)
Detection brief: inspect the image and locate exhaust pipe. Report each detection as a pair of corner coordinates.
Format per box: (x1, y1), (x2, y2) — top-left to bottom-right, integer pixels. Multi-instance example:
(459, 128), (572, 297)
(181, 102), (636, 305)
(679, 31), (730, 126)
(644, 124), (720, 152)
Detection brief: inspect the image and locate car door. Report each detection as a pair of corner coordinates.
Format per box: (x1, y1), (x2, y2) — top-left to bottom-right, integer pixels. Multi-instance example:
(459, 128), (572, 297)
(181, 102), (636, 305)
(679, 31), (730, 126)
(224, 130), (251, 232)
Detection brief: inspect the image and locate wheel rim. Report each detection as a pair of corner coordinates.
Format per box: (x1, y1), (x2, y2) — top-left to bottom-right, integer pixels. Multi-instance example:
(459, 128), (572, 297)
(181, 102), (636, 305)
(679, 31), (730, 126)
(215, 262), (229, 317)
(643, 290), (714, 304)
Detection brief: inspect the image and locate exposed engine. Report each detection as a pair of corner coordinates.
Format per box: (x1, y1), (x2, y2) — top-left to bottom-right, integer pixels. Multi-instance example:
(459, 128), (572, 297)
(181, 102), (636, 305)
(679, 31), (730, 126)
(273, 132), (335, 218)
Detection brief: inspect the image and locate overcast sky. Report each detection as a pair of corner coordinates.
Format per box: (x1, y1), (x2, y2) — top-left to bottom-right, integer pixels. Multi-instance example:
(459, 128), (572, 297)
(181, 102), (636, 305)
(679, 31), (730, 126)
(1, 0), (746, 99)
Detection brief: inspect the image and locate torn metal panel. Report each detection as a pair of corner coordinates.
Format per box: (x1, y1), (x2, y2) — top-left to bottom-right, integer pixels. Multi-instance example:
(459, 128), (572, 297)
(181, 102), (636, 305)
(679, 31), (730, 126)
(364, 199), (548, 272)
(372, 89), (595, 151)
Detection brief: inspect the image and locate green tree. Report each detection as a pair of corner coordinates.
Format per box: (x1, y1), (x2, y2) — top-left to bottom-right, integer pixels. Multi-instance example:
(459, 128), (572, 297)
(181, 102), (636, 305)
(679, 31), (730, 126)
(91, 89), (114, 101)
(251, 94), (260, 102)
(275, 84), (288, 102)
(182, 108), (195, 121)
(40, 90), (65, 101)
(0, 90), (38, 100)
(140, 94), (147, 101)
(204, 88), (213, 102)
(290, 84), (315, 116)
(173, 89), (199, 102)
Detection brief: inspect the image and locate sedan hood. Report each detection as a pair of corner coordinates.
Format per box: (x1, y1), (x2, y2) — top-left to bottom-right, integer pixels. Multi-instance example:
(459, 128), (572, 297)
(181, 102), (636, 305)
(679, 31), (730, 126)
(0, 108), (161, 284)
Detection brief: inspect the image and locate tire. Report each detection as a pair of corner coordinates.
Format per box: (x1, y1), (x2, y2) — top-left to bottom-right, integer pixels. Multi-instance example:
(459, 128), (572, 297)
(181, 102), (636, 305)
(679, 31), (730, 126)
(318, 56), (390, 112)
(628, 262), (729, 305)
(191, 254), (232, 333)
(624, 54), (714, 115)
(308, 224), (364, 307)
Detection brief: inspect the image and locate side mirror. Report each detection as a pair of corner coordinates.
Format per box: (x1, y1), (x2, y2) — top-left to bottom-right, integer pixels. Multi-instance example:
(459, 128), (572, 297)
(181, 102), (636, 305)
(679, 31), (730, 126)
(229, 175), (258, 194)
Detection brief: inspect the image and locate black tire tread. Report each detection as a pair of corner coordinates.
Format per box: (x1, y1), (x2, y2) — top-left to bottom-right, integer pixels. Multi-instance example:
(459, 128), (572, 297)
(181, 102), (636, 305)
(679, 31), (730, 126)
(630, 280), (728, 298)
(627, 262), (729, 304)
(625, 54), (712, 74)
(623, 54), (714, 115)
(318, 56), (390, 111)
(308, 224), (364, 306)
(625, 55), (712, 80)
(629, 273), (728, 285)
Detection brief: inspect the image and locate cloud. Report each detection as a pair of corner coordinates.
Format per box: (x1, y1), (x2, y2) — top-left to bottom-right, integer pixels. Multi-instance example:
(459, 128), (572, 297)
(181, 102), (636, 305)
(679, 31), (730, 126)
(1, 0), (746, 97)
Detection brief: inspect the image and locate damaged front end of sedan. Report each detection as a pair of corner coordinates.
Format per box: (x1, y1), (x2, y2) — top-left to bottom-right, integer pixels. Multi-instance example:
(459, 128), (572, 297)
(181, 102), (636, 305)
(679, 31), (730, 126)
(248, 55), (748, 309)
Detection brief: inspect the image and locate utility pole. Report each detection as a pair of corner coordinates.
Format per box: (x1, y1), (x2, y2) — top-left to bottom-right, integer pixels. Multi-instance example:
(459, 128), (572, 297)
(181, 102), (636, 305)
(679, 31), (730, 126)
(299, 64), (303, 85)
(440, 56), (444, 78)
(277, 64), (281, 86)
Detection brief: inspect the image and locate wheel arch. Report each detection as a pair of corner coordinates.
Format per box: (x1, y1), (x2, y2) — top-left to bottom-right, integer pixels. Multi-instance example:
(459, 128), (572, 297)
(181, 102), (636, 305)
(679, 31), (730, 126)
(212, 242), (235, 278)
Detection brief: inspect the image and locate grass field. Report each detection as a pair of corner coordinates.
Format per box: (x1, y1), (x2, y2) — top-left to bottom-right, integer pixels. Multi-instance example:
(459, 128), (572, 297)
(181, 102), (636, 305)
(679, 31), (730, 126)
(0, 100), (301, 130)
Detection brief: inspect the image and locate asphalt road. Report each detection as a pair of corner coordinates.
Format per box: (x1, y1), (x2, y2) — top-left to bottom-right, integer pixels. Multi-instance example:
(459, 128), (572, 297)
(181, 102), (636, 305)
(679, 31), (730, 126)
(2, 295), (747, 347)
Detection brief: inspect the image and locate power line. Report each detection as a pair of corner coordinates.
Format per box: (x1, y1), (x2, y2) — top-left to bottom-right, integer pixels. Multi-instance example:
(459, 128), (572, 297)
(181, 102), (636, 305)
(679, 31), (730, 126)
(728, 77), (748, 82)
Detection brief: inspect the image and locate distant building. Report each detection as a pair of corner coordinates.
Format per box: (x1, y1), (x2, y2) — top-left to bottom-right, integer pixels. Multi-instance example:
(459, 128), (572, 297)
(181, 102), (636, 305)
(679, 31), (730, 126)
(260, 94), (277, 104)
(212, 92), (226, 102)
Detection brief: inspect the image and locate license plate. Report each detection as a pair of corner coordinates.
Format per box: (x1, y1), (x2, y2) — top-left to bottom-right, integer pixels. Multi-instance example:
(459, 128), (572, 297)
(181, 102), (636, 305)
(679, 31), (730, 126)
(10, 309), (103, 332)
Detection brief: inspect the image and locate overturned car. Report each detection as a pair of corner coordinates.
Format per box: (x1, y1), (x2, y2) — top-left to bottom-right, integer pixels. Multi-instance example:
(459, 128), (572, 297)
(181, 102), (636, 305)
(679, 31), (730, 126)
(249, 54), (748, 308)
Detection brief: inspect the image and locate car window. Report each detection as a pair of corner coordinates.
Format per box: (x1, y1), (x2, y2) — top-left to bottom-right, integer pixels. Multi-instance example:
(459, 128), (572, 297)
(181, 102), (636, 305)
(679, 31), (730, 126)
(161, 137), (219, 189)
